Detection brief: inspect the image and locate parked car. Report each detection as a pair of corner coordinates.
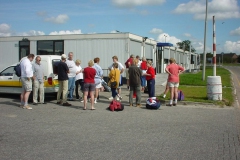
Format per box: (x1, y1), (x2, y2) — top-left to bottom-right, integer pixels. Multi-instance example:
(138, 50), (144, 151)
(0, 55), (61, 94)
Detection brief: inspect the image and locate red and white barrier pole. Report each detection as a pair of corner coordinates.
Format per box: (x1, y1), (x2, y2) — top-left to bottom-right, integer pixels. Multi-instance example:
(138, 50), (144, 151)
(213, 15), (216, 76)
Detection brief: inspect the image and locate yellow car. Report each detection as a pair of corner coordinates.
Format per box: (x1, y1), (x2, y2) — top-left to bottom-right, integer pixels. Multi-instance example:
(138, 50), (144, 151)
(0, 55), (61, 94)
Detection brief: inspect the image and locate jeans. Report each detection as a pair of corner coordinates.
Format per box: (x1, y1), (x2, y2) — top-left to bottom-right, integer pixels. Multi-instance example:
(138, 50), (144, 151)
(68, 77), (75, 99)
(33, 80), (44, 103)
(147, 79), (155, 97)
(141, 76), (146, 87)
(111, 88), (118, 98)
(129, 85), (141, 105)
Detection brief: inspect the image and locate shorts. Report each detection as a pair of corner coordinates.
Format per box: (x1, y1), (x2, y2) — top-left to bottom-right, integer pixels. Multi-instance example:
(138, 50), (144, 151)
(83, 83), (95, 92)
(125, 68), (129, 79)
(168, 82), (179, 88)
(95, 83), (102, 89)
(21, 77), (32, 92)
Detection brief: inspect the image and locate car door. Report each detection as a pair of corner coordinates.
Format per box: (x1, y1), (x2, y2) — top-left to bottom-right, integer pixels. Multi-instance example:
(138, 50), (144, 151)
(0, 66), (22, 94)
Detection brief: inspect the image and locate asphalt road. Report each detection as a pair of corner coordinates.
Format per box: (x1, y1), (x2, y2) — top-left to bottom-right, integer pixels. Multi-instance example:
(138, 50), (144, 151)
(1, 83), (240, 160)
(224, 66), (240, 108)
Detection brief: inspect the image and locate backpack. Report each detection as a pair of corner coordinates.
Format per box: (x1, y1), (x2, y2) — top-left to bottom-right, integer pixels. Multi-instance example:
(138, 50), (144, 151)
(146, 97), (161, 110)
(14, 64), (21, 77)
(109, 100), (124, 111)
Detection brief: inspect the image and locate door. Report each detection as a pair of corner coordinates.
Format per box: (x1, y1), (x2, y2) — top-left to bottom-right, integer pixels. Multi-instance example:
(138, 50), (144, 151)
(19, 41), (30, 60)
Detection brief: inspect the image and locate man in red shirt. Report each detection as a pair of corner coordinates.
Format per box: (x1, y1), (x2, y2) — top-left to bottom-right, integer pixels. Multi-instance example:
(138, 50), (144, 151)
(125, 54), (134, 89)
(165, 58), (185, 106)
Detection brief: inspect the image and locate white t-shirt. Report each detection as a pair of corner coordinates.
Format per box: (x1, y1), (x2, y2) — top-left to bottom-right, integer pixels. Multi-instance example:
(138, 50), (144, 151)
(65, 59), (76, 78)
(108, 61), (124, 73)
(75, 65), (83, 81)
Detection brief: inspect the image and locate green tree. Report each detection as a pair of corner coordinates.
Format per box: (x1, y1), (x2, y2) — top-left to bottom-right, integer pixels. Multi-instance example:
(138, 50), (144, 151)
(176, 40), (196, 53)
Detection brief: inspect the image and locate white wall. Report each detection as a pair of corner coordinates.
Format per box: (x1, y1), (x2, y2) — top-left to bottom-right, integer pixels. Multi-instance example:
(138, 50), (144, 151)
(0, 41), (19, 71)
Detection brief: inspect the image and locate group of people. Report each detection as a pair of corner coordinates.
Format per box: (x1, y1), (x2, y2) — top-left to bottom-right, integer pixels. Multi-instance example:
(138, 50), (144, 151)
(19, 52), (184, 110)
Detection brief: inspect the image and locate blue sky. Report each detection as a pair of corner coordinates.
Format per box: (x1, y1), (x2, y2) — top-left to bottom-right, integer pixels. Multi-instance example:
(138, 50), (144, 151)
(0, 0), (239, 54)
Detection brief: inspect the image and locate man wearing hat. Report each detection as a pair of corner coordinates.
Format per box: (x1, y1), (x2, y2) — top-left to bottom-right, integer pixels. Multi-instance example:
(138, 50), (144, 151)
(56, 54), (72, 106)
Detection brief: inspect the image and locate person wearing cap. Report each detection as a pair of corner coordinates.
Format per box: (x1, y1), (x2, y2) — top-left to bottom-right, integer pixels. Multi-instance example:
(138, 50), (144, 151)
(143, 60), (155, 98)
(56, 54), (72, 106)
(124, 54), (134, 90)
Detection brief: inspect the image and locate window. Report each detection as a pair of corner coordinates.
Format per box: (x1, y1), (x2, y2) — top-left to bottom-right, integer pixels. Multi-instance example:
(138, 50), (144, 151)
(37, 40), (63, 55)
(0, 67), (14, 76)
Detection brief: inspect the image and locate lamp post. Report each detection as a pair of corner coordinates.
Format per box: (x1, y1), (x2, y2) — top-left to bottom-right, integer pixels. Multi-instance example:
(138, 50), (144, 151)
(221, 52), (224, 65)
(164, 35), (167, 43)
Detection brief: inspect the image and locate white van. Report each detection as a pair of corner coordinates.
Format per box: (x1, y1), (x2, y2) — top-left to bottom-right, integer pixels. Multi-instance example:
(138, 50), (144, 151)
(0, 55), (61, 94)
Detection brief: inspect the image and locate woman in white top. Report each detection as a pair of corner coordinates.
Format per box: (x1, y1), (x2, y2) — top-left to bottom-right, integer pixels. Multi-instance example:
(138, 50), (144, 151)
(75, 59), (84, 100)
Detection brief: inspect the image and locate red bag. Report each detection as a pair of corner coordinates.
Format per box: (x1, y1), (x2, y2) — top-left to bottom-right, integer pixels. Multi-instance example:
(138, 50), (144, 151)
(109, 100), (124, 112)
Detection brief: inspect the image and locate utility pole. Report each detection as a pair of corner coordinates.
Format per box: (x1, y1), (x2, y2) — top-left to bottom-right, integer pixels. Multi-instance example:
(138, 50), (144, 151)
(202, 0), (208, 80)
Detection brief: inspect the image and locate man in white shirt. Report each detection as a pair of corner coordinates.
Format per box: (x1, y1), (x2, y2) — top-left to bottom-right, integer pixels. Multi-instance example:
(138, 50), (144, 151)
(65, 52), (76, 101)
(20, 54), (35, 109)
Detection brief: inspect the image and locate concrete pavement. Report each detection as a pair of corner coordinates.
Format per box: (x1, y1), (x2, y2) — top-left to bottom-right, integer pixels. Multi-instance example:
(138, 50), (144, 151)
(0, 73), (240, 160)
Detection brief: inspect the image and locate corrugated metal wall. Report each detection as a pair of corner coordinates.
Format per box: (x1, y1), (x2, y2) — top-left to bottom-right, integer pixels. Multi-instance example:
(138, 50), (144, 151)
(0, 41), (19, 71)
(64, 39), (126, 77)
(145, 44), (153, 59)
(129, 40), (141, 57)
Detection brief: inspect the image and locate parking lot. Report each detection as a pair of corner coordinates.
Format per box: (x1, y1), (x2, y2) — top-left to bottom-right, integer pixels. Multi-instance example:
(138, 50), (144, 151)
(1, 76), (240, 160)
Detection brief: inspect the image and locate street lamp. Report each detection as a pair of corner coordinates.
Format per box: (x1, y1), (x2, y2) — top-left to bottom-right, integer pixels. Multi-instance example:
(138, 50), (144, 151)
(221, 52), (224, 65)
(164, 35), (167, 43)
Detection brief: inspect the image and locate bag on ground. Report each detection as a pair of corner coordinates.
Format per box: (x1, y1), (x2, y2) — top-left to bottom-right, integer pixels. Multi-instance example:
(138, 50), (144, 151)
(109, 100), (124, 111)
(101, 80), (111, 92)
(14, 64), (21, 77)
(174, 90), (184, 101)
(146, 97), (161, 110)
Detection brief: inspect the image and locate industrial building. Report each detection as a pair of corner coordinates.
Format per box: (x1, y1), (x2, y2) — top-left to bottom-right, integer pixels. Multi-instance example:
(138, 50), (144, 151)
(0, 32), (199, 77)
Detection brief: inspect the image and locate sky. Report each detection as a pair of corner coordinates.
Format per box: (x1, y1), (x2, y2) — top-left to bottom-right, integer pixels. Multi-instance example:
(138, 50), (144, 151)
(0, 0), (240, 54)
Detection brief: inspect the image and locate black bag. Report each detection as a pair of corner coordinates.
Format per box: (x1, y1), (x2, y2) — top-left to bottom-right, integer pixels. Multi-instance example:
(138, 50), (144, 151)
(14, 64), (21, 77)
(110, 81), (117, 88)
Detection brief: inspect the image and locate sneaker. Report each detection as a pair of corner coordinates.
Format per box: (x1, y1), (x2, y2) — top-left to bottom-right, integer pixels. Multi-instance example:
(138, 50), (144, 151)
(94, 100), (97, 104)
(23, 105), (32, 110)
(116, 97), (120, 101)
(32, 102), (38, 105)
(173, 103), (177, 106)
(136, 104), (141, 107)
(57, 101), (62, 105)
(62, 102), (72, 106)
(166, 104), (173, 107)
(108, 97), (113, 100)
(81, 100), (87, 103)
(117, 95), (123, 100)
(163, 95), (166, 98)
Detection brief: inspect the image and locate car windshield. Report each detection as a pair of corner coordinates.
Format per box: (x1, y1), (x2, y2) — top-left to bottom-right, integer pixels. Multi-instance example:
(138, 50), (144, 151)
(52, 59), (61, 75)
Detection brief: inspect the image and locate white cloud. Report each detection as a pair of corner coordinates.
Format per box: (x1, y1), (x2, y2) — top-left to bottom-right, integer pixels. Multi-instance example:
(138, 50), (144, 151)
(157, 33), (181, 46)
(184, 33), (192, 37)
(224, 41), (240, 54)
(150, 28), (163, 34)
(230, 27), (240, 36)
(112, 0), (165, 7)
(0, 23), (12, 36)
(20, 30), (45, 36)
(49, 30), (82, 35)
(173, 0), (240, 20)
(45, 14), (69, 24)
